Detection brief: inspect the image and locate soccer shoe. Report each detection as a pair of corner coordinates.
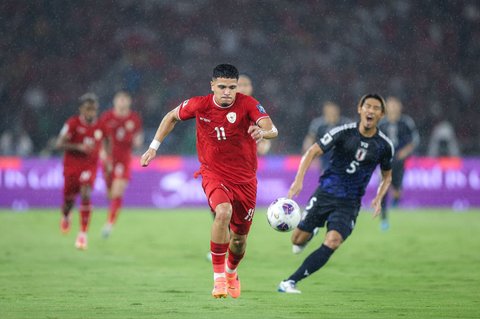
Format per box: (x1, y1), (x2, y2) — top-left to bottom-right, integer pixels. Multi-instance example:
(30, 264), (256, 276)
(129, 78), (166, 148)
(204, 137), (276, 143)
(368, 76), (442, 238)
(211, 277), (228, 299)
(278, 280), (301, 294)
(75, 232), (88, 250)
(381, 220), (390, 231)
(60, 216), (71, 234)
(292, 227), (319, 254)
(226, 272), (241, 298)
(101, 223), (113, 238)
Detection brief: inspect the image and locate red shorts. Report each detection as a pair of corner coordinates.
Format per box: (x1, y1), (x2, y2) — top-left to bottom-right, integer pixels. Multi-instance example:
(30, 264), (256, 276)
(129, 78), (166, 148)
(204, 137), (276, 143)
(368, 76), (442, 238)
(103, 160), (131, 189)
(201, 173), (257, 235)
(64, 167), (97, 200)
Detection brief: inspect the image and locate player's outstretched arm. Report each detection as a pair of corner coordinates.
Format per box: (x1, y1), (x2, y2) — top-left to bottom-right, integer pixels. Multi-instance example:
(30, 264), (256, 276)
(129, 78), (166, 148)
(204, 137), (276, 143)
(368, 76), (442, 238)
(55, 133), (91, 153)
(141, 107), (180, 167)
(288, 143), (323, 199)
(371, 169), (392, 217)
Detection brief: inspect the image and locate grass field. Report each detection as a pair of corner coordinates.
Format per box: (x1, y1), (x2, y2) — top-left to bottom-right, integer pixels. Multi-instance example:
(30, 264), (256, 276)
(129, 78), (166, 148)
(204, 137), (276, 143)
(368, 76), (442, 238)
(0, 208), (479, 319)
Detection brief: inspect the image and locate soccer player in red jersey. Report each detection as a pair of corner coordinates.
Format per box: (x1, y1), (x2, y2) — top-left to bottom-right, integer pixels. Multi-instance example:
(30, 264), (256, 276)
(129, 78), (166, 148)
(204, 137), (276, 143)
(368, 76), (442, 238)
(99, 90), (143, 237)
(141, 64), (278, 298)
(56, 93), (104, 250)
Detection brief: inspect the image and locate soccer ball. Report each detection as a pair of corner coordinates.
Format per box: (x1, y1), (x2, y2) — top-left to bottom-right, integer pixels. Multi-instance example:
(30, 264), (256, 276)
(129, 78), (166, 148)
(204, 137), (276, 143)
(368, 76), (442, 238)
(266, 197), (301, 232)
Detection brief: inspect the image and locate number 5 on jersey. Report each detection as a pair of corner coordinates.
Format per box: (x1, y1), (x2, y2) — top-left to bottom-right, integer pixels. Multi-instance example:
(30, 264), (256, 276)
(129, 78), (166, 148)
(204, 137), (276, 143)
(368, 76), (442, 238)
(214, 126), (226, 140)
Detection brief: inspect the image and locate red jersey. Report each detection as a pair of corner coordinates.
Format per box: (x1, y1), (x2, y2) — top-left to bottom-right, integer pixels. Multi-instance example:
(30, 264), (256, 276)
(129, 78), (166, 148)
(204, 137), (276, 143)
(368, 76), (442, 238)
(177, 93), (270, 183)
(100, 109), (142, 163)
(60, 115), (104, 173)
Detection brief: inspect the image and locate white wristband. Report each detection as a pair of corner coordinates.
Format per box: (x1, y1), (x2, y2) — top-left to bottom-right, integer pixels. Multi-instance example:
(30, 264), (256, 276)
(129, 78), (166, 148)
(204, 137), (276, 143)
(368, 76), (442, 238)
(149, 139), (161, 151)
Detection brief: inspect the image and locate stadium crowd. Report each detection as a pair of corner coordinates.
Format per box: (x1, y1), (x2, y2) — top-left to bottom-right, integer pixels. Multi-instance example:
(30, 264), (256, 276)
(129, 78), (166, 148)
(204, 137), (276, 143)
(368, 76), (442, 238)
(1, 0), (479, 155)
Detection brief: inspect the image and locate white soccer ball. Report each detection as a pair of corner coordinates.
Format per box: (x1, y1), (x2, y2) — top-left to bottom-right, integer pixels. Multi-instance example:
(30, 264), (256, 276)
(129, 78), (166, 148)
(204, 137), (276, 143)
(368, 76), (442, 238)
(267, 197), (301, 232)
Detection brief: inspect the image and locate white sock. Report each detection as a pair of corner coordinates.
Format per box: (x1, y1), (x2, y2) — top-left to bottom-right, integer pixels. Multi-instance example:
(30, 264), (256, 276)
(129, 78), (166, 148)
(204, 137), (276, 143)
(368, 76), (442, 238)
(225, 265), (237, 274)
(214, 272), (226, 280)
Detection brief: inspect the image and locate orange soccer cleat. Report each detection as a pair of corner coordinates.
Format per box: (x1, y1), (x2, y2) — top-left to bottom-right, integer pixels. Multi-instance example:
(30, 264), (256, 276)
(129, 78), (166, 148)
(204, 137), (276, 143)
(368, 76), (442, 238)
(211, 277), (228, 299)
(75, 232), (88, 250)
(226, 272), (241, 298)
(60, 216), (71, 234)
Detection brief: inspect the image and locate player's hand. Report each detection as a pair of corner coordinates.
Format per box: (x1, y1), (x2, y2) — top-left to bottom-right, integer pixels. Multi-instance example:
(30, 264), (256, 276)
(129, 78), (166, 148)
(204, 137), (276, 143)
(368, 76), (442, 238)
(141, 148), (156, 167)
(371, 197), (382, 218)
(248, 125), (264, 143)
(287, 180), (303, 199)
(77, 143), (93, 154)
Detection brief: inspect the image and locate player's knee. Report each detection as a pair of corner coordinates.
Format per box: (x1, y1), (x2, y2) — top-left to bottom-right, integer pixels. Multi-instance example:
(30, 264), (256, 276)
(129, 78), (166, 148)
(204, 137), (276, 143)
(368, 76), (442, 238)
(214, 203), (232, 224)
(324, 231), (343, 250)
(291, 228), (311, 245)
(230, 235), (246, 250)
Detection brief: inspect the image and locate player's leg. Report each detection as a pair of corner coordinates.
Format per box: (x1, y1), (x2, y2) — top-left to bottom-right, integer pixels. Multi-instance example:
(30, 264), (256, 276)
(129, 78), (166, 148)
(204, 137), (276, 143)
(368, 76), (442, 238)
(224, 181), (256, 298)
(279, 202), (358, 293)
(102, 176), (128, 238)
(211, 200), (232, 298)
(291, 190), (323, 254)
(75, 170), (95, 250)
(225, 231), (246, 298)
(60, 174), (79, 234)
(391, 160), (405, 207)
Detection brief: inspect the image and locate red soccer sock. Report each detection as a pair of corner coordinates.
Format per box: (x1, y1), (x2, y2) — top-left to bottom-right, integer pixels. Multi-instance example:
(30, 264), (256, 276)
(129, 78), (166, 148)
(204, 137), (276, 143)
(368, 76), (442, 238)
(79, 199), (92, 232)
(210, 241), (229, 274)
(108, 197), (123, 224)
(227, 247), (245, 272)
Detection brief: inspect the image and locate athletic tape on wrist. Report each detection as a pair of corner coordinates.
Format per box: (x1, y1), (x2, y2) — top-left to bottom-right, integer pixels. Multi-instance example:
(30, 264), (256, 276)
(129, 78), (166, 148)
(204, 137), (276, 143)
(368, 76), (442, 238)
(149, 139), (161, 151)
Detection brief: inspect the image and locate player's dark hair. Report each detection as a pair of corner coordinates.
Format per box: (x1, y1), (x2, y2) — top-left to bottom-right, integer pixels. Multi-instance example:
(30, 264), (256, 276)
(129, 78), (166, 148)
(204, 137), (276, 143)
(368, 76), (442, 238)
(78, 92), (99, 106)
(358, 93), (386, 112)
(212, 64), (239, 80)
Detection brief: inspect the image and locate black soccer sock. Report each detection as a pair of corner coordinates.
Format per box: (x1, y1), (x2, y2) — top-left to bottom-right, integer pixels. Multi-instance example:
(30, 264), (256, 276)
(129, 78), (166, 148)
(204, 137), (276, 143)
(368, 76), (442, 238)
(288, 244), (335, 283)
(381, 193), (388, 221)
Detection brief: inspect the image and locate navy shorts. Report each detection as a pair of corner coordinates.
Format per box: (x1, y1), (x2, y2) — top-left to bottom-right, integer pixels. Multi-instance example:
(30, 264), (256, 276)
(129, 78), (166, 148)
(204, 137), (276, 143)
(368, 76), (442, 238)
(297, 189), (360, 241)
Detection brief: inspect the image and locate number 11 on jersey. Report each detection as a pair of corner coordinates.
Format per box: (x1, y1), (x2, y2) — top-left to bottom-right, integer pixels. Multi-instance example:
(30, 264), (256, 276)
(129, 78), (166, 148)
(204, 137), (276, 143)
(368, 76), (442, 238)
(214, 127), (226, 140)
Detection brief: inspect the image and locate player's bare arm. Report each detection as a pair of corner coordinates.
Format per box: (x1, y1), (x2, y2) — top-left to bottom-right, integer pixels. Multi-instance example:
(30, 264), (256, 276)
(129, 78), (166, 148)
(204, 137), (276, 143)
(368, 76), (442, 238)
(371, 169), (392, 217)
(141, 106), (180, 167)
(396, 142), (414, 160)
(55, 133), (92, 153)
(133, 132), (144, 149)
(248, 117), (278, 142)
(288, 143), (324, 199)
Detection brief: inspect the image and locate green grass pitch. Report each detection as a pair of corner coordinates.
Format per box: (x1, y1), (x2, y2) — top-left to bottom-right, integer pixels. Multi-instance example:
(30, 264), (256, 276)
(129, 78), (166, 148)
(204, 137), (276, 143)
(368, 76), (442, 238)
(0, 208), (479, 319)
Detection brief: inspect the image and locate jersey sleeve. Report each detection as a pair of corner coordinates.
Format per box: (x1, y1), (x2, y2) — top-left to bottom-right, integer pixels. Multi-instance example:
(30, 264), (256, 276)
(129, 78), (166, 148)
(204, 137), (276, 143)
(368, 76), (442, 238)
(245, 96), (270, 124)
(97, 112), (110, 136)
(404, 115), (420, 148)
(59, 117), (76, 140)
(380, 143), (394, 171)
(177, 97), (202, 121)
(316, 126), (345, 153)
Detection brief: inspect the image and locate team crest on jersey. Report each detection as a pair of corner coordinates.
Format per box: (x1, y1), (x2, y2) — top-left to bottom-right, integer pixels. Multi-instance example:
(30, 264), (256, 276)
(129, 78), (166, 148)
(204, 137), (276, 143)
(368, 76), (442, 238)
(256, 104), (266, 113)
(355, 148), (367, 161)
(94, 129), (103, 140)
(125, 120), (135, 131)
(226, 112), (236, 123)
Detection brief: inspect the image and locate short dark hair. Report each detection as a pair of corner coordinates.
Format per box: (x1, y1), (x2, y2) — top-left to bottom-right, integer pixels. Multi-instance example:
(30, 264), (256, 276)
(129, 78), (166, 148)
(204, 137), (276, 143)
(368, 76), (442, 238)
(78, 92), (99, 106)
(212, 64), (239, 80)
(358, 93), (386, 112)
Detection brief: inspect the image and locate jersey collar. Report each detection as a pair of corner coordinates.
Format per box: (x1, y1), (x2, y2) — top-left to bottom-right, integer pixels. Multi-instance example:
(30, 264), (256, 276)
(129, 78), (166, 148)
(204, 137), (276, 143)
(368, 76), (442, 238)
(212, 95), (235, 109)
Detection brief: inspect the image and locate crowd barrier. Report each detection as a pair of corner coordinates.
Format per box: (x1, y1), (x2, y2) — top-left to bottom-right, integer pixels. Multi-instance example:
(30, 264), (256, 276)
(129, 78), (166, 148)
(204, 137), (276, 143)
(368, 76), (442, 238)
(0, 156), (479, 210)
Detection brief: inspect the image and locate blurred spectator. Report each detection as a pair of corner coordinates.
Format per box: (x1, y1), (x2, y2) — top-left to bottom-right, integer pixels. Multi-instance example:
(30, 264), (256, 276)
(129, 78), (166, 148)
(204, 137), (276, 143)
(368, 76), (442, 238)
(427, 121), (461, 157)
(0, 0), (479, 155)
(0, 128), (33, 156)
